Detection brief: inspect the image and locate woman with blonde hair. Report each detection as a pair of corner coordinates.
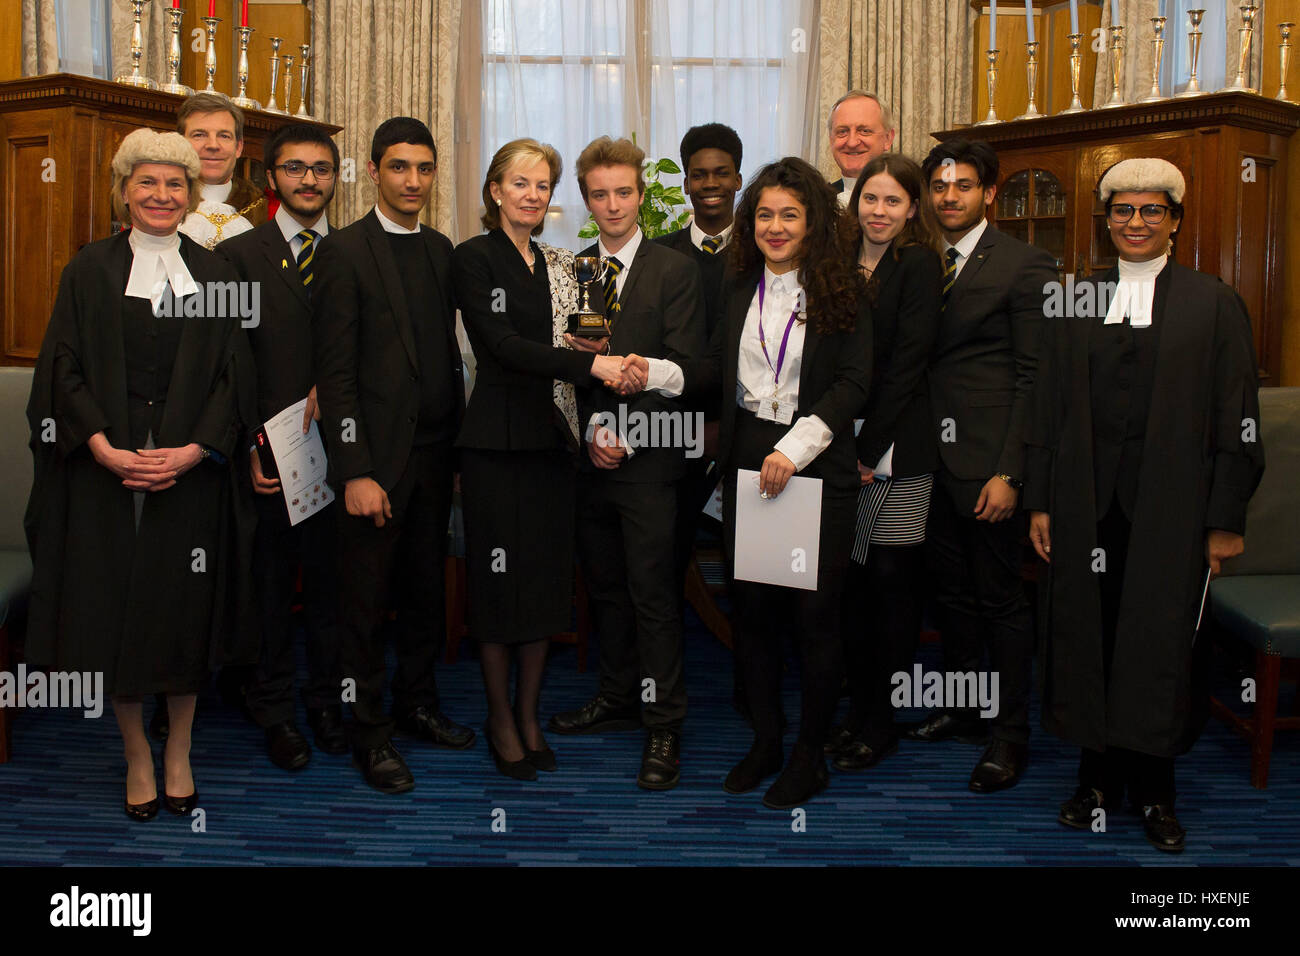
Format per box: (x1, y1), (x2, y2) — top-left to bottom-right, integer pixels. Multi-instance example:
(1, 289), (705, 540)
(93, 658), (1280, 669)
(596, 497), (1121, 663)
(25, 127), (257, 820)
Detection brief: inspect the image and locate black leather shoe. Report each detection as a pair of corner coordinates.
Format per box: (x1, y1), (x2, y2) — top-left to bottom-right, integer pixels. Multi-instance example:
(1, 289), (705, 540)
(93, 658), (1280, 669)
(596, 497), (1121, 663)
(968, 738), (1028, 792)
(824, 723), (858, 756)
(723, 743), (783, 794)
(486, 727), (537, 782)
(637, 730), (681, 790)
(265, 721), (311, 771)
(902, 710), (987, 744)
(1059, 786), (1106, 829)
(549, 694), (641, 735)
(124, 797), (159, 822)
(164, 791), (199, 815)
(1142, 804), (1186, 853)
(353, 742), (415, 794)
(832, 736), (898, 773)
(762, 744), (829, 809)
(306, 706), (348, 755)
(396, 707), (476, 750)
(149, 694), (169, 741)
(525, 747), (557, 773)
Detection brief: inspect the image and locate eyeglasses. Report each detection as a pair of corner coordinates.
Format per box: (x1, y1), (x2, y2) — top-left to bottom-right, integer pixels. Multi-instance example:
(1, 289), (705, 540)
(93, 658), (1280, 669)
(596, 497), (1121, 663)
(274, 161), (336, 180)
(1107, 202), (1173, 225)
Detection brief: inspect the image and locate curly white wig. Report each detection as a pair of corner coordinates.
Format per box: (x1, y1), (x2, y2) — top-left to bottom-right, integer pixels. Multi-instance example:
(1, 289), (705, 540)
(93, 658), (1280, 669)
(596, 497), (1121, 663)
(1098, 158), (1185, 204)
(111, 128), (203, 222)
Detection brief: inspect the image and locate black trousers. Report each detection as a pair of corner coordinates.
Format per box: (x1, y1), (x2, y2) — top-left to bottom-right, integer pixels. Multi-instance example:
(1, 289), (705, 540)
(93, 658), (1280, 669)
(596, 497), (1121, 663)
(842, 542), (927, 750)
(245, 493), (342, 727)
(576, 473), (686, 731)
(335, 442), (452, 749)
(926, 478), (1034, 744)
(723, 412), (854, 754)
(1078, 502), (1176, 806)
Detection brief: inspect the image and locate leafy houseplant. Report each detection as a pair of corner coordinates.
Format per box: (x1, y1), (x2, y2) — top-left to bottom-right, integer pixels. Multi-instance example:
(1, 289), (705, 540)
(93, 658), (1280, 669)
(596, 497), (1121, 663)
(577, 155), (691, 240)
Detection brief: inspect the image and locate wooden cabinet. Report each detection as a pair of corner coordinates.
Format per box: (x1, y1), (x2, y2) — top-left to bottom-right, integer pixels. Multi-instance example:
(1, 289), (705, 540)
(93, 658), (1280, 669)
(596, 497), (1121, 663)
(0, 74), (340, 366)
(935, 92), (1300, 385)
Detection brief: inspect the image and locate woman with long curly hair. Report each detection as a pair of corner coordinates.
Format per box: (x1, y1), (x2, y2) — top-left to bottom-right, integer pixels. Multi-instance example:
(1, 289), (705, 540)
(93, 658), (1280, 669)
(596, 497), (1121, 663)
(700, 157), (874, 807)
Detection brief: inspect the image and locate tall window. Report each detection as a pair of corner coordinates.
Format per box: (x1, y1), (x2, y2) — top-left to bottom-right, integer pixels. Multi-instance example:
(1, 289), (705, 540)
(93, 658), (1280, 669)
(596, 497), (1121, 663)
(55, 0), (113, 79)
(475, 0), (816, 249)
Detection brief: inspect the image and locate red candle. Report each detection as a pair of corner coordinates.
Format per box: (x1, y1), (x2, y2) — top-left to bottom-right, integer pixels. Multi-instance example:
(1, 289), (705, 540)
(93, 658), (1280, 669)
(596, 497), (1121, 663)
(207, 0), (215, 16)
(172, 0), (180, 8)
(240, 0), (249, 26)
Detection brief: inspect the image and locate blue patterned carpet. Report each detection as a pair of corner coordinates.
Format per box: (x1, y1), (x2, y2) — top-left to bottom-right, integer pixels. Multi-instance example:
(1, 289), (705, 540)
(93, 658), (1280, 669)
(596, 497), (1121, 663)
(1, 611), (1297, 867)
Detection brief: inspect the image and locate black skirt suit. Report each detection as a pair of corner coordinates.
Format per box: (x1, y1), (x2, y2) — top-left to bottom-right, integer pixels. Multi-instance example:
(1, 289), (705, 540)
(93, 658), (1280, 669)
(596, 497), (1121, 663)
(451, 229), (595, 644)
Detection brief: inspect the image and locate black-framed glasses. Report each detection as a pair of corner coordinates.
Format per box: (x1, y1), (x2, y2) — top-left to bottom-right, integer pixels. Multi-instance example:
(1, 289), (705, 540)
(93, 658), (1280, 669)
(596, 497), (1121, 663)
(274, 161), (336, 180)
(1107, 202), (1172, 225)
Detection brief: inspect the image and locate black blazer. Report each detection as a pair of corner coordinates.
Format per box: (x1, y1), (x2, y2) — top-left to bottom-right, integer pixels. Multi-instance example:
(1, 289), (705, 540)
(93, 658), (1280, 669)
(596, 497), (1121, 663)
(218, 220), (318, 425)
(690, 268), (873, 494)
(928, 223), (1055, 493)
(654, 225), (732, 339)
(855, 243), (943, 479)
(576, 236), (706, 483)
(452, 230), (594, 451)
(312, 209), (464, 491)
(829, 177), (846, 194)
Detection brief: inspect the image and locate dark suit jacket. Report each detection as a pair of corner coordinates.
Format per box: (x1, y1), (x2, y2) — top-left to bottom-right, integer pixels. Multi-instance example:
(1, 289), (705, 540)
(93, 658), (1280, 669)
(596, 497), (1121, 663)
(218, 219), (317, 425)
(928, 223), (1054, 505)
(829, 177), (845, 195)
(855, 242), (943, 479)
(452, 230), (593, 452)
(690, 267), (874, 493)
(312, 209), (464, 491)
(577, 236), (706, 483)
(654, 226), (732, 339)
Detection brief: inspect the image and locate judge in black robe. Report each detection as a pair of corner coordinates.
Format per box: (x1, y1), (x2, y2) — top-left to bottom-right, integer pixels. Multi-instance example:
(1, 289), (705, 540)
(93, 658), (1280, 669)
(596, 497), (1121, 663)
(24, 129), (257, 820)
(1023, 158), (1264, 853)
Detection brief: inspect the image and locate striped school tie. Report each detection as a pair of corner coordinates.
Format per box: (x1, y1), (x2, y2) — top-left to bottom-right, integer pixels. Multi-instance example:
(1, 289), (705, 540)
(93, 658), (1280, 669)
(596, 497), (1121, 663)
(296, 229), (317, 292)
(701, 236), (722, 254)
(602, 256), (624, 320)
(941, 247), (959, 309)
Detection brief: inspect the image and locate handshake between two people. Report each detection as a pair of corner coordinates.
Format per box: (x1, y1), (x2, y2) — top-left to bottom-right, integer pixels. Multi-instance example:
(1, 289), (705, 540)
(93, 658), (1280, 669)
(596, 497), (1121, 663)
(563, 332), (650, 397)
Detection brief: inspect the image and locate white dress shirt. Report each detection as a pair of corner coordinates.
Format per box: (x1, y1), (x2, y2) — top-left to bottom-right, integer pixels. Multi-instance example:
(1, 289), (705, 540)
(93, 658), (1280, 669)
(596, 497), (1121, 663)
(275, 203), (329, 259)
(1105, 253), (1168, 328)
(942, 216), (988, 280)
(125, 228), (197, 311)
(597, 226), (643, 296)
(688, 217), (732, 252)
(374, 205), (420, 235)
(837, 175), (858, 209)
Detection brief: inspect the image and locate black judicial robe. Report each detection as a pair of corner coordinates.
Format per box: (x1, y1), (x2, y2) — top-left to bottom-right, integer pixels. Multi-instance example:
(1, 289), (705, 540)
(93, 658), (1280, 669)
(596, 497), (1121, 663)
(1023, 261), (1263, 757)
(24, 231), (259, 696)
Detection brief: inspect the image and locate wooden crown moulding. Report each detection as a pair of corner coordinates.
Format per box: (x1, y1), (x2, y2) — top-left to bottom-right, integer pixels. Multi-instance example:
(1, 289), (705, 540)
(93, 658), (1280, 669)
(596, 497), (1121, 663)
(934, 93), (1300, 148)
(0, 74), (341, 137)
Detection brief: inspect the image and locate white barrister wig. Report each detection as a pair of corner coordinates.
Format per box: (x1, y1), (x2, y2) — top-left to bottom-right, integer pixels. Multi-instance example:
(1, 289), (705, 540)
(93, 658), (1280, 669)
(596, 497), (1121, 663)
(111, 128), (202, 181)
(1098, 158), (1186, 204)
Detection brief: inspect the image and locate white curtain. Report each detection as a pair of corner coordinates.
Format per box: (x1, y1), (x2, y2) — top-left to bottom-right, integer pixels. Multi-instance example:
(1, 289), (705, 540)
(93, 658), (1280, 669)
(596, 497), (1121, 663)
(463, 0), (818, 249)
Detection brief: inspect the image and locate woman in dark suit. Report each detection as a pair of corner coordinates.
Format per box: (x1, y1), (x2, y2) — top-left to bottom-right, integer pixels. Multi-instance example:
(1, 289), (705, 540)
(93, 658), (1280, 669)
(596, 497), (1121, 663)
(25, 128), (256, 820)
(452, 139), (629, 780)
(1025, 158), (1263, 852)
(686, 157), (873, 808)
(828, 154), (944, 771)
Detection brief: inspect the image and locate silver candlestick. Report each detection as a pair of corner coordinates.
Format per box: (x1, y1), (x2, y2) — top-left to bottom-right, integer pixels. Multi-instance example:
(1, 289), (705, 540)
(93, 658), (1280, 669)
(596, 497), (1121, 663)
(1101, 25), (1126, 108)
(115, 0), (158, 90)
(1277, 22), (1295, 103)
(232, 26), (262, 110)
(161, 6), (192, 95)
(201, 16), (220, 93)
(1060, 33), (1085, 113)
(1141, 16), (1168, 102)
(280, 55), (296, 117)
(1015, 41), (1043, 120)
(1176, 9), (1206, 97)
(1220, 3), (1259, 93)
(976, 49), (1001, 125)
(295, 45), (313, 119)
(266, 37), (285, 113)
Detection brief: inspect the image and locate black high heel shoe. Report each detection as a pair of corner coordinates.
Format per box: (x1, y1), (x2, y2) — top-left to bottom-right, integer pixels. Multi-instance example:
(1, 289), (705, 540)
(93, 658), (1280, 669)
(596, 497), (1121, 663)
(124, 796), (159, 822)
(524, 746), (557, 773)
(164, 792), (199, 815)
(485, 726), (537, 781)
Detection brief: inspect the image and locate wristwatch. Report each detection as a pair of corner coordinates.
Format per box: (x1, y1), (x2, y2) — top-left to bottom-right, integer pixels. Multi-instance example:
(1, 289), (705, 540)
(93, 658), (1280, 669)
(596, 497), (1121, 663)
(996, 472), (1022, 490)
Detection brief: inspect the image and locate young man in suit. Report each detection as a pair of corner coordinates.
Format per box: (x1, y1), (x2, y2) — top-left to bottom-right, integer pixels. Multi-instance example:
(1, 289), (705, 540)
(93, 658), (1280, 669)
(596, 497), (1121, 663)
(218, 123), (345, 772)
(911, 138), (1055, 793)
(312, 117), (473, 793)
(176, 93), (268, 248)
(550, 136), (707, 790)
(825, 90), (895, 205)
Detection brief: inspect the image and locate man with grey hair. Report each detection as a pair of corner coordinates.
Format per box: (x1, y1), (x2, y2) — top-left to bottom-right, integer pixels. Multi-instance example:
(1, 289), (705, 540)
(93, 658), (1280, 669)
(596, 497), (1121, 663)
(826, 90), (896, 205)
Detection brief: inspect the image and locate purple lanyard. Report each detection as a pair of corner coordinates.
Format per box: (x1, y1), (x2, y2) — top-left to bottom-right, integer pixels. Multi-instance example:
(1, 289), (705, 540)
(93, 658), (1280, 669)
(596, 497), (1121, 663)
(756, 277), (800, 388)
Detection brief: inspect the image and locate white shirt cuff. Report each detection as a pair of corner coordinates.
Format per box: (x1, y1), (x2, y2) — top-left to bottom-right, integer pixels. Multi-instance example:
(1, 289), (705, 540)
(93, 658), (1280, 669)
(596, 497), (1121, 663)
(773, 414), (833, 472)
(585, 412), (636, 459)
(644, 357), (684, 397)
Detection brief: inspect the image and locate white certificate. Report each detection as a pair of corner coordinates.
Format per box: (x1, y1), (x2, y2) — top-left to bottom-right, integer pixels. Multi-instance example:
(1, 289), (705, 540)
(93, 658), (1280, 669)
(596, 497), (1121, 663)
(263, 398), (333, 527)
(733, 468), (822, 591)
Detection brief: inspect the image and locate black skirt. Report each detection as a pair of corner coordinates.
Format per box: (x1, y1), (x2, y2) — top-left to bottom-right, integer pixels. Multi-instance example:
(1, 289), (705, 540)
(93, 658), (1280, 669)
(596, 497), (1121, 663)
(460, 447), (576, 644)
